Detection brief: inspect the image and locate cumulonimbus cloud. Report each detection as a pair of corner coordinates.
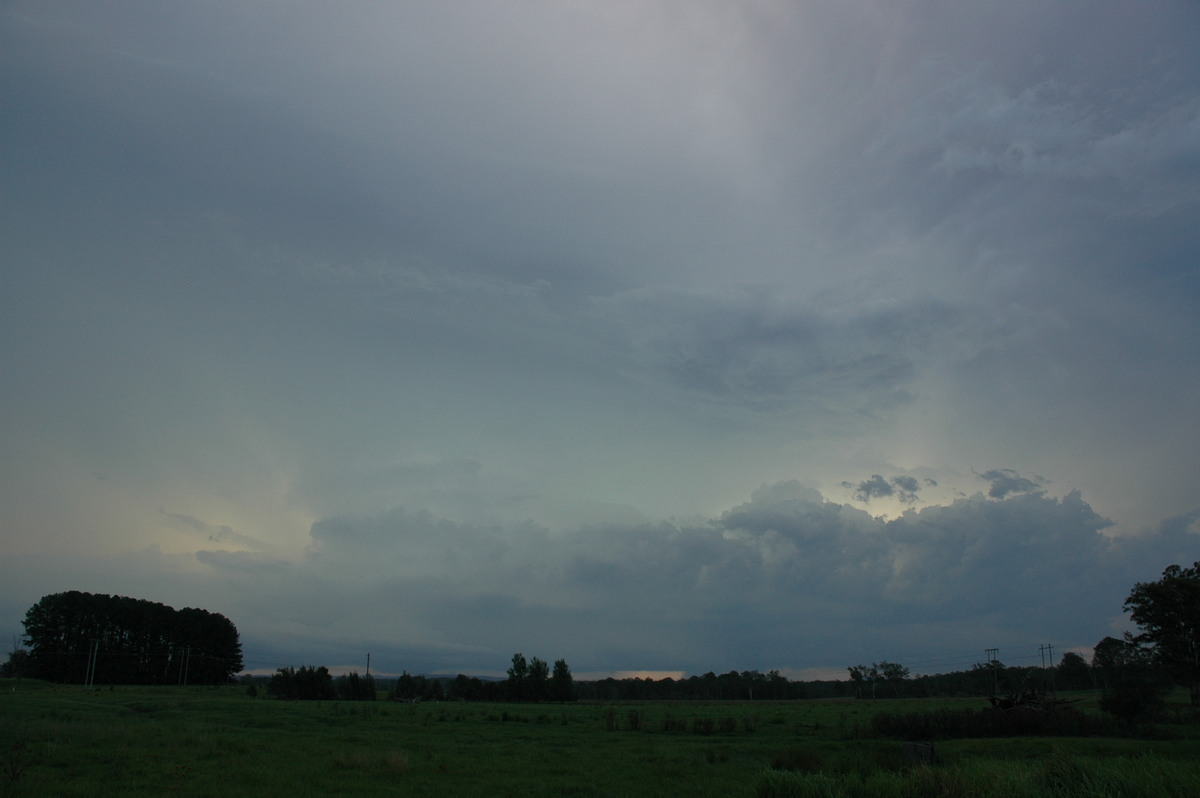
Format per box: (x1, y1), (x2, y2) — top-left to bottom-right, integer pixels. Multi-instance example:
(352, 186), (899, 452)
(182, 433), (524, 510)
(181, 478), (1189, 674)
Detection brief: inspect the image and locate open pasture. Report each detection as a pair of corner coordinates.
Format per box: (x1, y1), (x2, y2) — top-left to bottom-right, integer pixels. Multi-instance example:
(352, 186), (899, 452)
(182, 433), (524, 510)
(3, 680), (1198, 797)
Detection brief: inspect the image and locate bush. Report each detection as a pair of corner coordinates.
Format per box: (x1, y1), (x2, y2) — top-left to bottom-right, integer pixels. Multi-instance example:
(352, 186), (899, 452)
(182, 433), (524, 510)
(1099, 682), (1165, 726)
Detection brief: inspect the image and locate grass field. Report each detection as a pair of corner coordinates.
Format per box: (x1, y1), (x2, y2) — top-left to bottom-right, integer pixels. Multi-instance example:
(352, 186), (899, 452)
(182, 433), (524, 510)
(3, 679), (1198, 797)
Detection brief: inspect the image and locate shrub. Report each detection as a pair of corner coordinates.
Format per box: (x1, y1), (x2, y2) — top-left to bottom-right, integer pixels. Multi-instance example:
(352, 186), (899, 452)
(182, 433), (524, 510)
(1099, 682), (1165, 727)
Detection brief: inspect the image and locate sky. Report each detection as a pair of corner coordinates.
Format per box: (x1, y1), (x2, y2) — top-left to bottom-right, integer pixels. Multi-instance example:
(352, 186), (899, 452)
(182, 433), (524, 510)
(2, 1), (1198, 681)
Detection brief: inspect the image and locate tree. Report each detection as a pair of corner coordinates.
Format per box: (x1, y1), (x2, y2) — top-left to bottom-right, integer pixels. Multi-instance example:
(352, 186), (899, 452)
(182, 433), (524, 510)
(847, 662), (907, 698)
(1124, 561), (1200, 706)
(971, 660), (1005, 696)
(848, 665), (871, 698)
(1092, 635), (1163, 725)
(549, 658), (574, 702)
(875, 661), (910, 697)
(449, 673), (483, 701)
(1056, 652), (1092, 691)
(765, 669), (790, 700)
(393, 670), (417, 701)
(506, 652), (528, 700)
(1092, 636), (1139, 683)
(1, 648), (30, 678)
(527, 656), (549, 702)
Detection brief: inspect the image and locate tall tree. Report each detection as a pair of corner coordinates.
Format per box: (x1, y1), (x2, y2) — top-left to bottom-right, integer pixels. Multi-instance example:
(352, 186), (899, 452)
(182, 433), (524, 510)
(875, 661), (910, 697)
(393, 670), (417, 701)
(1092, 635), (1163, 724)
(847, 665), (870, 698)
(1056, 652), (1092, 691)
(549, 658), (574, 702)
(506, 652), (528, 700)
(527, 656), (550, 702)
(1, 647), (30, 678)
(1124, 562), (1200, 705)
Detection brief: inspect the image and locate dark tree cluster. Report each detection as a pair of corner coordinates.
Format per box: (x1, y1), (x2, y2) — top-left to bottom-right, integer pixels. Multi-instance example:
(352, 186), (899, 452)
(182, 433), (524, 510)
(21, 591), (242, 685)
(268, 665), (337, 700)
(1124, 561), (1200, 707)
(335, 670), (377, 701)
(0, 648), (31, 678)
(504, 653), (575, 702)
(900, 662), (1019, 699)
(883, 656), (1095, 700)
(392, 670), (445, 702)
(575, 669), (806, 701)
(848, 662), (910, 698)
(1083, 561), (1200, 722)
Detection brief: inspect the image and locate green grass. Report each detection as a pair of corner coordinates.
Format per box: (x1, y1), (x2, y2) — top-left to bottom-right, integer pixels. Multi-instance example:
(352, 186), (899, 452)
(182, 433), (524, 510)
(2, 681), (1197, 797)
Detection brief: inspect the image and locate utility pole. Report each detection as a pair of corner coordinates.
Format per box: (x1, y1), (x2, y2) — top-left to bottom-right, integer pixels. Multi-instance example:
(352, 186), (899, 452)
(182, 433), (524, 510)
(85, 640), (99, 688)
(1040, 644), (1055, 693)
(985, 648), (999, 695)
(179, 647), (191, 687)
(366, 653), (371, 679)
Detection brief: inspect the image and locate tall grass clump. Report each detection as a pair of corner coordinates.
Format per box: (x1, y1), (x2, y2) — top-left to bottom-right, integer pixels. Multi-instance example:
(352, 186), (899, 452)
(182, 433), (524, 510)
(769, 746), (824, 773)
(330, 750), (411, 775)
(755, 769), (841, 798)
(1041, 753), (1200, 798)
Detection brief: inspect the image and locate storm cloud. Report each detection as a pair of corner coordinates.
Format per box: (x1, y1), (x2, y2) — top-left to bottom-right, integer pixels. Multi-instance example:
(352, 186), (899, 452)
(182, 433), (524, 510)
(157, 482), (1150, 675)
(3, 0), (1198, 676)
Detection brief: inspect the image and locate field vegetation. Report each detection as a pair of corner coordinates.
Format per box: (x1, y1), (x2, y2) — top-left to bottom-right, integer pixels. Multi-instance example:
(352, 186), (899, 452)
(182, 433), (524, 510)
(3, 679), (1199, 797)
(4, 563), (1197, 794)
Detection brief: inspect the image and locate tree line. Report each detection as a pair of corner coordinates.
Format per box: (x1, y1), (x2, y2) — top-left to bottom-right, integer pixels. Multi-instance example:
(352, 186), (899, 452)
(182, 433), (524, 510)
(262, 665), (379, 700)
(16, 591), (242, 685)
(7, 562), (1196, 710)
(574, 669), (809, 701)
(258, 653), (578, 702)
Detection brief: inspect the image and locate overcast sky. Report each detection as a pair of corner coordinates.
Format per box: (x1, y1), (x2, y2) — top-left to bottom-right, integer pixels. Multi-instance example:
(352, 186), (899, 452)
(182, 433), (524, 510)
(3, 1), (1198, 680)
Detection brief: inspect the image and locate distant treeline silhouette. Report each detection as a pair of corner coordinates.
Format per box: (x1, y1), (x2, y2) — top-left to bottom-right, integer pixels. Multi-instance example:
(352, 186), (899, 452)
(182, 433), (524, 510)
(344, 656), (1103, 703)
